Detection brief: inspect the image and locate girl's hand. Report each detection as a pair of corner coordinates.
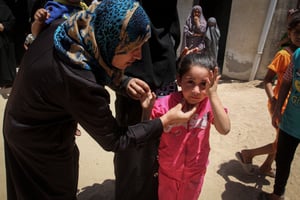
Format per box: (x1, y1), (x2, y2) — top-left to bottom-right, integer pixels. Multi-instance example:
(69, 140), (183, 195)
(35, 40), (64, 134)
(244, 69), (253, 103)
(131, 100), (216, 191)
(205, 67), (220, 94)
(140, 92), (156, 110)
(140, 92), (156, 121)
(272, 109), (281, 129)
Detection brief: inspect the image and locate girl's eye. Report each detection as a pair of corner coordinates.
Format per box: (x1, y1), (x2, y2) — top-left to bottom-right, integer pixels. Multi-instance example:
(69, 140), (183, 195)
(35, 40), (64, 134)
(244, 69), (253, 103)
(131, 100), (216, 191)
(200, 81), (206, 89)
(200, 81), (206, 86)
(187, 80), (194, 84)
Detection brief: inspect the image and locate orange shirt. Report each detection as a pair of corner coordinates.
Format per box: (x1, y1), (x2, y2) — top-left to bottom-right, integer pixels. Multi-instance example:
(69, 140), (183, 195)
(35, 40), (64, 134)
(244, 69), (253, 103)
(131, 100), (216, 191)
(267, 48), (291, 112)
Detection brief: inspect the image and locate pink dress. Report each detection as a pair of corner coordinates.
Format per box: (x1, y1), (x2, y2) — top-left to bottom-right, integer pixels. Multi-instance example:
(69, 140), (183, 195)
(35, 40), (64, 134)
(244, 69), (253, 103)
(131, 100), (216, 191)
(151, 92), (218, 200)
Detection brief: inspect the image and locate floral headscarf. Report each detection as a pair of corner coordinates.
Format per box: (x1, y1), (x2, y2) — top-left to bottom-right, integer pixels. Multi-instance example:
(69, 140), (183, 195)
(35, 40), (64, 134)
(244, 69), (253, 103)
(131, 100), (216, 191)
(54, 0), (151, 85)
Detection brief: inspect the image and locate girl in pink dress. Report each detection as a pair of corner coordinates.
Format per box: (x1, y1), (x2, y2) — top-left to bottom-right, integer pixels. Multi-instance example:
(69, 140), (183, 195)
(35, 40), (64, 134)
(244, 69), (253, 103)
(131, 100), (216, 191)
(142, 51), (230, 200)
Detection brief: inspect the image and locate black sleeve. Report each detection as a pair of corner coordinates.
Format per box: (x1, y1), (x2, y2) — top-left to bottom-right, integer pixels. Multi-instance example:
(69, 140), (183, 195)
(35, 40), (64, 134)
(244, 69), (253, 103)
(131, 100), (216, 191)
(60, 63), (163, 152)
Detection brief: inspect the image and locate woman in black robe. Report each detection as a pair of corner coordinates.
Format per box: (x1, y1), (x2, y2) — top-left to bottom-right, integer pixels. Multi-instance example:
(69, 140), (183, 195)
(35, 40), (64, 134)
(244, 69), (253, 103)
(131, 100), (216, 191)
(3, 0), (196, 199)
(0, 0), (16, 88)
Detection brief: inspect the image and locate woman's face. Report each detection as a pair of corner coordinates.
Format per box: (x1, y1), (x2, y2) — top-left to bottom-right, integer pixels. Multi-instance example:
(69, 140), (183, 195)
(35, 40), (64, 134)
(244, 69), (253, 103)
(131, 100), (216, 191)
(112, 43), (144, 70)
(177, 65), (209, 105)
(193, 9), (201, 17)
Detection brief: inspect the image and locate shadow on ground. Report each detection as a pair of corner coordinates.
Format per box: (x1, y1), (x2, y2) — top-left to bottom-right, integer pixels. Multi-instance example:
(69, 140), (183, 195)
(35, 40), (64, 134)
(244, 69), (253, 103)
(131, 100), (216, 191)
(77, 179), (115, 200)
(217, 159), (271, 200)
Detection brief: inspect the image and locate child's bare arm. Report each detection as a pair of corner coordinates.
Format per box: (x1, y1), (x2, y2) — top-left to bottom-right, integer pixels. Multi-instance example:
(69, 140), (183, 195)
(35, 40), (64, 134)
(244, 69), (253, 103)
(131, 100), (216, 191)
(206, 67), (230, 135)
(140, 92), (156, 121)
(31, 8), (50, 37)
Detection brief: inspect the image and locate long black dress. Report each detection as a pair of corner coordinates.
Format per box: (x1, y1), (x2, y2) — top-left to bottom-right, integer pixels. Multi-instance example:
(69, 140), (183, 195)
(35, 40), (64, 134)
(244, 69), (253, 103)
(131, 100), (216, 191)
(3, 19), (163, 200)
(0, 0), (16, 87)
(114, 0), (181, 199)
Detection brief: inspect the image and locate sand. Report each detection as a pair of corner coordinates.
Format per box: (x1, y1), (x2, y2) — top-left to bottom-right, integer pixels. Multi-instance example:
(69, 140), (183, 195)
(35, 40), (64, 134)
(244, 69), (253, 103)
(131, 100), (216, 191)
(1, 80), (299, 200)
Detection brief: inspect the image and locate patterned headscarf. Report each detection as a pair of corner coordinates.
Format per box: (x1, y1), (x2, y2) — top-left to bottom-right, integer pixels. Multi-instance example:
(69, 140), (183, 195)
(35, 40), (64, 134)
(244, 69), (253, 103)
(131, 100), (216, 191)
(54, 0), (151, 85)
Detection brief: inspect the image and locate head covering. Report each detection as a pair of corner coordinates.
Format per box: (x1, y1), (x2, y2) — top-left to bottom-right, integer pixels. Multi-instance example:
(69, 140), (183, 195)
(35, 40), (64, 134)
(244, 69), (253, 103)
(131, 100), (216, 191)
(181, 5), (207, 51)
(54, 0), (151, 85)
(189, 5), (207, 31)
(206, 17), (220, 60)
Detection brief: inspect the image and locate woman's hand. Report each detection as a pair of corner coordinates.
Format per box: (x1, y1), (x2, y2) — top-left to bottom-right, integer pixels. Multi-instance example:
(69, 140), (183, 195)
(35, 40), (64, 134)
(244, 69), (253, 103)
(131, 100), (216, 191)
(179, 47), (200, 59)
(126, 78), (150, 100)
(0, 23), (4, 32)
(160, 103), (196, 129)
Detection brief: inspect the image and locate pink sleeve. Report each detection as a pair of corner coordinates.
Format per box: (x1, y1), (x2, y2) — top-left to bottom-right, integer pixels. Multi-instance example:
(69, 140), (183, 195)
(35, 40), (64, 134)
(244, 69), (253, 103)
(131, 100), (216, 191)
(151, 99), (167, 119)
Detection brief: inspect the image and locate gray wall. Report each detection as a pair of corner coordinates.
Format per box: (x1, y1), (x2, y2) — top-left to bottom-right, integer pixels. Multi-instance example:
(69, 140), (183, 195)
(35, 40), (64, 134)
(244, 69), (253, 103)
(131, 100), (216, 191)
(177, 0), (297, 81)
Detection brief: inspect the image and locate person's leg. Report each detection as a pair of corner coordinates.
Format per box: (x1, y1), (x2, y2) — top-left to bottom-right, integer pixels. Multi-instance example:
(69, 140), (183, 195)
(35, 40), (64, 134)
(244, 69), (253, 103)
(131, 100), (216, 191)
(158, 171), (178, 200)
(178, 173), (205, 200)
(259, 129), (279, 177)
(273, 129), (299, 197)
(4, 139), (18, 200)
(259, 133), (278, 176)
(259, 152), (276, 176)
(240, 142), (274, 164)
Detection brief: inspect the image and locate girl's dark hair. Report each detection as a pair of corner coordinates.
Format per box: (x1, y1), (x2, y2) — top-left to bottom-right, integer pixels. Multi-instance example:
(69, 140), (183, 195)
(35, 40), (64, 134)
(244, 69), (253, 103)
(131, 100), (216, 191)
(288, 11), (300, 30)
(177, 51), (217, 78)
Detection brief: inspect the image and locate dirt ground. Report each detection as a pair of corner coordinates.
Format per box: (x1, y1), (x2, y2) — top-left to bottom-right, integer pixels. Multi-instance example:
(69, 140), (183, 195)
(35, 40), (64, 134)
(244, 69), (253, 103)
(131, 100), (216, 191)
(1, 80), (299, 200)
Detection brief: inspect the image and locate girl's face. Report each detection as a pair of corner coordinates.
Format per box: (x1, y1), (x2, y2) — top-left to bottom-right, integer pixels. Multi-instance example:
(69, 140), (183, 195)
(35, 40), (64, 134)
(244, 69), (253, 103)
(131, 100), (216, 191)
(177, 65), (209, 105)
(111, 44), (143, 70)
(289, 23), (300, 47)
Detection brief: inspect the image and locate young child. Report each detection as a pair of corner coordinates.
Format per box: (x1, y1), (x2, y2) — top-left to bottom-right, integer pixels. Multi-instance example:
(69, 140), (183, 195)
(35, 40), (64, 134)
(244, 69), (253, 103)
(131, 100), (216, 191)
(142, 52), (230, 200)
(277, 8), (299, 49)
(24, 0), (88, 49)
(258, 13), (300, 200)
(236, 11), (300, 178)
(259, 47), (300, 200)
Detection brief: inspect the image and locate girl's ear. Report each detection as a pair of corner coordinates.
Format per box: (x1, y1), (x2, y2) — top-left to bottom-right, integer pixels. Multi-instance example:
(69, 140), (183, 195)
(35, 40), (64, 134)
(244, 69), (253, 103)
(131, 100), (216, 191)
(176, 75), (182, 87)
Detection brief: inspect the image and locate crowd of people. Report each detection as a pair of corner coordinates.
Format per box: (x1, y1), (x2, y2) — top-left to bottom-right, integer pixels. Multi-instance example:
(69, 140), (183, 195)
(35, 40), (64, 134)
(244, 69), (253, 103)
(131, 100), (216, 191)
(1, 0), (299, 200)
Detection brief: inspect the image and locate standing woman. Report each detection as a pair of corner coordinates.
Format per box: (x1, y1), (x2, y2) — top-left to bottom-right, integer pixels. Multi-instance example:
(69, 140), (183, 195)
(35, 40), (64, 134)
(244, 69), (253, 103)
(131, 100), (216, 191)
(3, 0), (195, 199)
(181, 5), (207, 52)
(0, 0), (16, 89)
(113, 0), (182, 199)
(205, 17), (220, 60)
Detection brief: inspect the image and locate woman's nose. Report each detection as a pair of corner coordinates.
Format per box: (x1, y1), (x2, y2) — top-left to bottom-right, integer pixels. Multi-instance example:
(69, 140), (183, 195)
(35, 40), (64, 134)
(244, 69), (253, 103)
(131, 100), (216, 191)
(133, 46), (142, 60)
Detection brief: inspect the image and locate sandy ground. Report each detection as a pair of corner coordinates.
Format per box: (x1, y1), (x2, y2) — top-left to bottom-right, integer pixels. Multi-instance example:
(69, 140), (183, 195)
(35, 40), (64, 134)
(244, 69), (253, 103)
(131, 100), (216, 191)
(1, 80), (300, 200)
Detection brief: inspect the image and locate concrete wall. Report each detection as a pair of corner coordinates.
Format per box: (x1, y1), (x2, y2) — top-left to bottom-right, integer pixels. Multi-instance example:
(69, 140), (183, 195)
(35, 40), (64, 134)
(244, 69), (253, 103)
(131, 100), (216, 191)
(177, 0), (194, 55)
(222, 0), (269, 80)
(177, 0), (297, 81)
(221, 0), (296, 80)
